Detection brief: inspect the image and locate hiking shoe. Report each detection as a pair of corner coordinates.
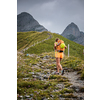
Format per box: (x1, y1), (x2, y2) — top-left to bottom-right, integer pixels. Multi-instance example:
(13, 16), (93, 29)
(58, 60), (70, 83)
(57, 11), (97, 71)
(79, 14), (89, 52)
(55, 72), (59, 75)
(61, 69), (64, 75)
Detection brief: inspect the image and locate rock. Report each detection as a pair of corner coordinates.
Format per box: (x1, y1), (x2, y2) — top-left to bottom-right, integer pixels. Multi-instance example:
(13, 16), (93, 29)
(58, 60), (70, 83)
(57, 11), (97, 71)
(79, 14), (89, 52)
(54, 67), (57, 70)
(19, 95), (23, 98)
(76, 88), (80, 92)
(59, 94), (62, 97)
(50, 94), (54, 98)
(41, 97), (47, 100)
(26, 98), (32, 100)
(80, 97), (84, 100)
(51, 71), (56, 75)
(56, 84), (64, 89)
(37, 63), (40, 66)
(45, 55), (50, 59)
(25, 95), (30, 98)
(36, 76), (43, 80)
(32, 75), (36, 78)
(51, 57), (55, 59)
(64, 67), (68, 70)
(29, 72), (34, 75)
(30, 94), (33, 97)
(23, 78), (30, 80)
(43, 75), (48, 79)
(71, 86), (83, 93)
(41, 66), (44, 69)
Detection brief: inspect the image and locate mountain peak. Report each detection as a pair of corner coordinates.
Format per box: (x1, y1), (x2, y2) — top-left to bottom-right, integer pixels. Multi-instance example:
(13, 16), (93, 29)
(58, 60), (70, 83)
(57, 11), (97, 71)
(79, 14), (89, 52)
(69, 22), (78, 28)
(17, 12), (48, 32)
(61, 22), (84, 45)
(18, 12), (32, 16)
(62, 22), (80, 37)
(70, 22), (75, 25)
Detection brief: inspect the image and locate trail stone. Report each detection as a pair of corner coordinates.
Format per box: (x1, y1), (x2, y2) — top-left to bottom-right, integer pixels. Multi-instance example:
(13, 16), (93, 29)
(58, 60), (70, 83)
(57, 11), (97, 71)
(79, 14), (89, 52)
(23, 78), (29, 80)
(29, 72), (34, 75)
(71, 86), (81, 92)
(56, 84), (64, 89)
(41, 97), (47, 100)
(50, 94), (54, 98)
(64, 67), (68, 70)
(26, 97), (32, 100)
(41, 66), (44, 69)
(43, 75), (48, 79)
(54, 67), (57, 70)
(19, 95), (23, 98)
(25, 95), (30, 98)
(32, 75), (36, 78)
(80, 97), (84, 100)
(30, 94), (33, 97)
(51, 71), (56, 75)
(36, 76), (43, 80)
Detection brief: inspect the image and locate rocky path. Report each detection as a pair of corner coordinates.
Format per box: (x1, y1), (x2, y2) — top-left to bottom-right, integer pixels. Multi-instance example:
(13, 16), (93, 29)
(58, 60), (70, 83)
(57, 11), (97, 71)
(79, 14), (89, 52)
(17, 52), (84, 100)
(64, 72), (84, 87)
(64, 71), (84, 99)
(31, 55), (84, 99)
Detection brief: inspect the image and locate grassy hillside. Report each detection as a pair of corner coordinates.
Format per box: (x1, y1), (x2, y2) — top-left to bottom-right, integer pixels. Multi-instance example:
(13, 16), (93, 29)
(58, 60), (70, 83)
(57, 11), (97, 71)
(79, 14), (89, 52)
(17, 31), (84, 60)
(17, 31), (84, 99)
(17, 31), (49, 51)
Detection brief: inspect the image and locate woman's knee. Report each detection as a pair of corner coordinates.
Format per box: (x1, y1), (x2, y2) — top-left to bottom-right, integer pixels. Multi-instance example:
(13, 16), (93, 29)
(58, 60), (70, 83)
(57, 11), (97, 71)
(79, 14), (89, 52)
(57, 63), (61, 67)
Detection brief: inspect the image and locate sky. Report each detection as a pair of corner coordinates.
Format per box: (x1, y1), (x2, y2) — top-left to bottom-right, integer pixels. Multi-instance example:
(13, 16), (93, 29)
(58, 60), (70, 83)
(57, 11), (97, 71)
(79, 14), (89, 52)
(17, 0), (84, 34)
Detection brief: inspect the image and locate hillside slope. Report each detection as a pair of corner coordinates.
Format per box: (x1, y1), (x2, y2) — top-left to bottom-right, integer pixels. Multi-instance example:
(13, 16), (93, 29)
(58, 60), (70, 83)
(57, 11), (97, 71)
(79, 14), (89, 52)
(17, 31), (84, 60)
(17, 31), (84, 100)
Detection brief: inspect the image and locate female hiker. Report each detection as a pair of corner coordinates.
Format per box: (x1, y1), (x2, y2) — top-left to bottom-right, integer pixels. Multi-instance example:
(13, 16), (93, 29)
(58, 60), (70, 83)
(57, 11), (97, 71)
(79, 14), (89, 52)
(54, 38), (67, 75)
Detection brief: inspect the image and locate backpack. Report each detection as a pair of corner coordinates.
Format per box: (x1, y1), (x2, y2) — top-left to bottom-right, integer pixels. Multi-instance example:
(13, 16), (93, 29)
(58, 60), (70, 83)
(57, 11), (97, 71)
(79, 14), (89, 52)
(56, 40), (65, 51)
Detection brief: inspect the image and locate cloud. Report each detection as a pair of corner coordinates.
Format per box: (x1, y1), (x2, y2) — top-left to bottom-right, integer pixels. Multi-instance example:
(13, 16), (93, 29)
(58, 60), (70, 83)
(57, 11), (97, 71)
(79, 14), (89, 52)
(17, 0), (84, 33)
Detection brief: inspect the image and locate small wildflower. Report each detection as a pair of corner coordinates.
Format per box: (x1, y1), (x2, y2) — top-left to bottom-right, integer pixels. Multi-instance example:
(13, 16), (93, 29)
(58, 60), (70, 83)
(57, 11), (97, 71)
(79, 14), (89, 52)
(33, 79), (35, 81)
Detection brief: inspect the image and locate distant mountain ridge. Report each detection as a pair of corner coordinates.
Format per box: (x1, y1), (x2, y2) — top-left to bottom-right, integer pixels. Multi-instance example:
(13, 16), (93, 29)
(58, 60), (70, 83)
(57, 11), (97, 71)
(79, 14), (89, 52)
(61, 22), (84, 45)
(17, 12), (48, 32)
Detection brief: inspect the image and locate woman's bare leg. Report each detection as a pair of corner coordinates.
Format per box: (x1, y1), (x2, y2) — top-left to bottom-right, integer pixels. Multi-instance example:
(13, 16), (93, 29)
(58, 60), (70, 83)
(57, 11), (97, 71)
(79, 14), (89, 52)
(56, 58), (60, 73)
(56, 58), (62, 73)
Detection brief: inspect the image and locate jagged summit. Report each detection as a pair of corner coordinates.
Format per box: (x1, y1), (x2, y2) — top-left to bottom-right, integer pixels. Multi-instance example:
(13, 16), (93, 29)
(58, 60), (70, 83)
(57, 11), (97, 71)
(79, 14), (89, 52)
(70, 22), (76, 25)
(17, 12), (48, 32)
(61, 22), (84, 45)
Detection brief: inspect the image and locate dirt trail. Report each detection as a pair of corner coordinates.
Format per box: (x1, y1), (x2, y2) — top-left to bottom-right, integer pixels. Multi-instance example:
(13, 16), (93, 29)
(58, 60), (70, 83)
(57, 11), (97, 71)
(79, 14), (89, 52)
(63, 71), (84, 99)
(64, 71), (84, 87)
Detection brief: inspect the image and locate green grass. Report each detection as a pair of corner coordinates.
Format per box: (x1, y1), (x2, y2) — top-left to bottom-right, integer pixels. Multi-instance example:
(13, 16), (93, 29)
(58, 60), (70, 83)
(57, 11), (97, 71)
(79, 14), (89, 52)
(17, 31), (49, 51)
(60, 88), (74, 94)
(22, 32), (84, 60)
(17, 31), (84, 60)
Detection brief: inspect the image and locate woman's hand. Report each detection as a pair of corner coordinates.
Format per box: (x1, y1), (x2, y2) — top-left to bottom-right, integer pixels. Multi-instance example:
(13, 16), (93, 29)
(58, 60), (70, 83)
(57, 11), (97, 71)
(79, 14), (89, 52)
(65, 46), (67, 49)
